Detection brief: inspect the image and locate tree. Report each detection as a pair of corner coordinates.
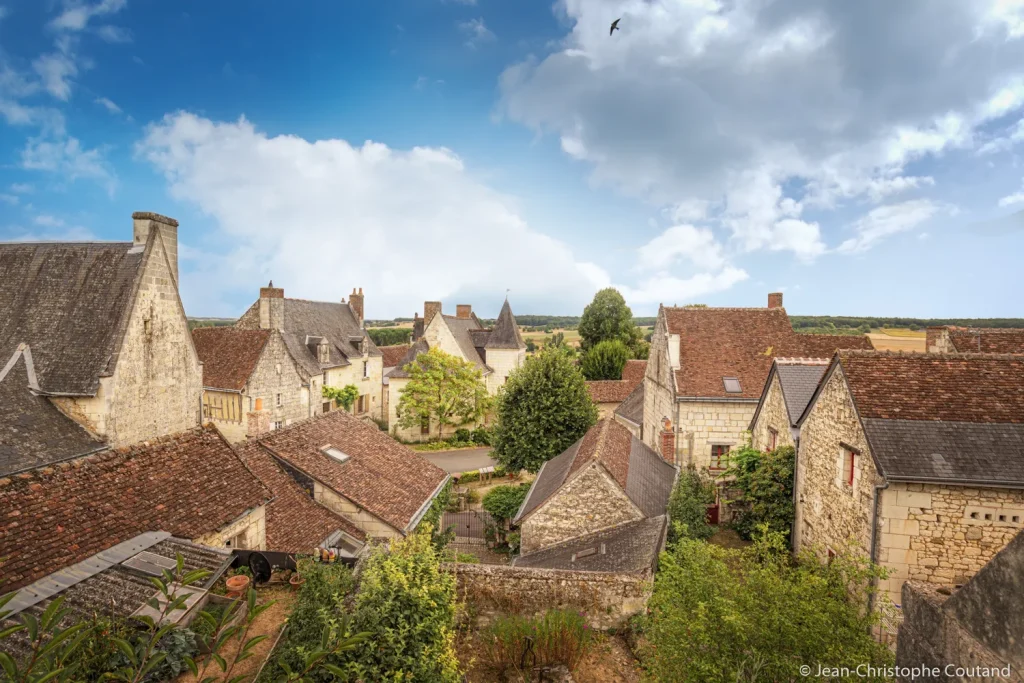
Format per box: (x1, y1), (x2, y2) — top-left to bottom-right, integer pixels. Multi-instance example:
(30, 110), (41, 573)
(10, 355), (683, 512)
(578, 288), (642, 352)
(492, 347), (598, 473)
(396, 348), (489, 440)
(667, 467), (717, 543)
(580, 339), (630, 380)
(481, 483), (532, 525)
(726, 444), (796, 541)
(323, 384), (359, 411)
(367, 327), (412, 346)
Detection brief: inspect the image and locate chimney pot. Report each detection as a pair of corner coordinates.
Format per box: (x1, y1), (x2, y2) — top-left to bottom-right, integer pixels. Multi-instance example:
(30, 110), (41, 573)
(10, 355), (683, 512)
(767, 292), (784, 309)
(660, 426), (675, 464)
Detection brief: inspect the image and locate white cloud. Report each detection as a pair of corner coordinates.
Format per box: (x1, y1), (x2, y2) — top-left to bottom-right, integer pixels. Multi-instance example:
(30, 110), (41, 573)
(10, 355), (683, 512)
(94, 96), (121, 114)
(458, 18), (495, 48)
(33, 214), (66, 227)
(10, 183), (33, 193)
(999, 190), (1024, 206)
(637, 224), (726, 271)
(95, 24), (132, 42)
(32, 53), (78, 100)
(49, 0), (127, 32)
(837, 200), (942, 253)
(619, 267), (750, 306)
(136, 113), (618, 316)
(21, 135), (115, 194)
(0, 194), (18, 205)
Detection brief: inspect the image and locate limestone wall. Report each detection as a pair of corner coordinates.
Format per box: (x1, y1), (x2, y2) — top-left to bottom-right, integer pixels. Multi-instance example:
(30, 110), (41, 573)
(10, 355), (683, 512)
(314, 482), (402, 538)
(245, 332), (311, 431)
(194, 504), (267, 551)
(520, 463), (643, 554)
(450, 563), (653, 630)
(387, 373), (483, 442)
(677, 400), (757, 470)
(324, 354), (383, 420)
(484, 347), (525, 395)
(750, 374), (794, 452)
(642, 312), (677, 458)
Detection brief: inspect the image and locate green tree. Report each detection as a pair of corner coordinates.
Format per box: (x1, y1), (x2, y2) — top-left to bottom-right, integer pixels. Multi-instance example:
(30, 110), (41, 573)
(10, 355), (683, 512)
(578, 288), (641, 352)
(580, 339), (630, 380)
(396, 348), (490, 440)
(492, 348), (598, 473)
(367, 327), (412, 346)
(481, 483), (532, 525)
(322, 384), (359, 411)
(641, 532), (893, 683)
(726, 444), (796, 541)
(667, 467), (717, 543)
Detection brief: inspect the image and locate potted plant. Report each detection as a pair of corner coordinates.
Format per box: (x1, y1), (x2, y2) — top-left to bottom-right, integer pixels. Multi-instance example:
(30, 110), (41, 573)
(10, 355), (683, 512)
(225, 573), (250, 597)
(289, 573), (306, 591)
(484, 524), (497, 549)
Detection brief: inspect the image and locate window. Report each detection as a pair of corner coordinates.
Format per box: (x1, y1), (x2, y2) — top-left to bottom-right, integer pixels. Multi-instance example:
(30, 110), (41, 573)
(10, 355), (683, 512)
(710, 444), (730, 470)
(723, 377), (742, 394)
(356, 395), (366, 414)
(420, 415), (430, 435)
(276, 363), (281, 375)
(323, 401), (331, 414)
(842, 447), (856, 487)
(322, 371), (328, 385)
(276, 393), (282, 407)
(363, 360), (369, 378)
(272, 420), (283, 431)
(321, 445), (350, 464)
(768, 428), (778, 450)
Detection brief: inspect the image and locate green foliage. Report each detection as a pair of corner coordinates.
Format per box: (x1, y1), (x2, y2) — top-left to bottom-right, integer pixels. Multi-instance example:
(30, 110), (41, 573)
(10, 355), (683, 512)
(578, 288), (643, 353)
(0, 592), (96, 683)
(396, 348), (490, 440)
(506, 531), (521, 554)
(322, 384), (359, 411)
(493, 347), (598, 473)
(481, 483), (532, 524)
(525, 339), (537, 352)
(347, 528), (461, 682)
(417, 480), (455, 551)
(453, 428), (472, 442)
(580, 339), (630, 380)
(478, 609), (593, 675)
(726, 444), (796, 541)
(667, 468), (717, 542)
(366, 327), (412, 346)
(470, 427), (492, 446)
(641, 532), (894, 683)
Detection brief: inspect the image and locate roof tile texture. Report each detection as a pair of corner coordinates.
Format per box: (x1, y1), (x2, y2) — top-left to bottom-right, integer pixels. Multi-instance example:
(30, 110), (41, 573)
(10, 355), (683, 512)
(949, 329), (1024, 354)
(586, 360), (647, 403)
(191, 328), (270, 391)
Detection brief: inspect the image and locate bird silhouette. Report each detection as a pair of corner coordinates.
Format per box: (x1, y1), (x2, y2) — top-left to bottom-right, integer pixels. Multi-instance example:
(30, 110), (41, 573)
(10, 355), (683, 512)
(610, 18), (620, 35)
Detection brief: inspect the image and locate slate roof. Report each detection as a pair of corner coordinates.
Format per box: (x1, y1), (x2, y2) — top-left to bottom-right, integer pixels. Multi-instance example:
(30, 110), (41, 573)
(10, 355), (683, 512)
(750, 358), (831, 430)
(663, 306), (872, 400)
(516, 420), (675, 522)
(485, 300), (526, 349)
(614, 380), (645, 425)
(0, 425), (271, 592)
(947, 328), (1024, 354)
(385, 338), (429, 379)
(192, 328), (271, 391)
(253, 410), (449, 533)
(443, 315), (492, 370)
(587, 360), (647, 403)
(0, 241), (145, 395)
(1, 346), (106, 476)
(236, 441), (366, 552)
(379, 344), (411, 368)
(513, 516), (666, 573)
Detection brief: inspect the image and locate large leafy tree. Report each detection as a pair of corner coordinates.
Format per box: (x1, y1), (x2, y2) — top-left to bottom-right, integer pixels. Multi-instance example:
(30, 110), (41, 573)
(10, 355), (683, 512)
(492, 347), (598, 473)
(580, 339), (630, 380)
(397, 348), (489, 439)
(578, 287), (642, 353)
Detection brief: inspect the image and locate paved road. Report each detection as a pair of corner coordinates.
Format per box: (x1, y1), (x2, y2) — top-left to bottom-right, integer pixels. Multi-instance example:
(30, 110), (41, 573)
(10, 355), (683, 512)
(421, 448), (496, 473)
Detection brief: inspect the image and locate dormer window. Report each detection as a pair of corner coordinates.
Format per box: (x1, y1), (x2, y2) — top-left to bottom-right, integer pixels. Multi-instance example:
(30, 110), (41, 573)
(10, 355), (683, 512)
(321, 445), (350, 464)
(318, 341), (330, 364)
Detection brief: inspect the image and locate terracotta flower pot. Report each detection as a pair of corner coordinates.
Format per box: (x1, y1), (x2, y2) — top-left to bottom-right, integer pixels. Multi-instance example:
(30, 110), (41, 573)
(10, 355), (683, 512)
(225, 574), (250, 596)
(289, 574), (305, 591)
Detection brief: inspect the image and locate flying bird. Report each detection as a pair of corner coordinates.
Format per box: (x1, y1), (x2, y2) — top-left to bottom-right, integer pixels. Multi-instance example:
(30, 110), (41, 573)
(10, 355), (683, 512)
(610, 18), (620, 36)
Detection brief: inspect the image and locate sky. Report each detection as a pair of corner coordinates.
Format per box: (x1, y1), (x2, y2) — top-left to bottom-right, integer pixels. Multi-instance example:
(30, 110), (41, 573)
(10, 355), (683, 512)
(1, 0), (1023, 320)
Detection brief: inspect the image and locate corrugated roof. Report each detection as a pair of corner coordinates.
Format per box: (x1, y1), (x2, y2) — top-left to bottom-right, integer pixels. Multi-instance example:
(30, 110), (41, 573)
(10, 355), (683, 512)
(191, 328), (271, 391)
(513, 516), (666, 573)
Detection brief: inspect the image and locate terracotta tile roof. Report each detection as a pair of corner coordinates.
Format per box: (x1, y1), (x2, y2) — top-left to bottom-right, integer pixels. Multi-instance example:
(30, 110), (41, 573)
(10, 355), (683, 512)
(948, 328), (1024, 354)
(586, 360), (647, 404)
(254, 410), (448, 533)
(379, 344), (411, 368)
(663, 306), (871, 399)
(236, 441), (366, 552)
(0, 426), (271, 592)
(192, 328), (271, 391)
(838, 351), (1024, 423)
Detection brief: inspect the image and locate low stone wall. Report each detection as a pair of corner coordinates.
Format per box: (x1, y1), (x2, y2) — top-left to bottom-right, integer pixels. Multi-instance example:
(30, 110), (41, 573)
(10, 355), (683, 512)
(447, 563), (652, 630)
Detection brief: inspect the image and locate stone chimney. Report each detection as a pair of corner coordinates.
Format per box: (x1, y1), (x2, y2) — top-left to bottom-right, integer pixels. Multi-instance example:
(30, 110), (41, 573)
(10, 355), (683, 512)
(259, 281), (285, 331)
(424, 301), (442, 324)
(456, 304), (472, 319)
(350, 287), (364, 325)
(926, 326), (953, 353)
(132, 212), (179, 286)
(767, 292), (784, 309)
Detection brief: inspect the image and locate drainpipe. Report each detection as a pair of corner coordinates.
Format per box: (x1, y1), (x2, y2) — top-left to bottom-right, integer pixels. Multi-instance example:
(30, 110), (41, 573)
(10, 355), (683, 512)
(791, 435), (800, 554)
(866, 480), (890, 616)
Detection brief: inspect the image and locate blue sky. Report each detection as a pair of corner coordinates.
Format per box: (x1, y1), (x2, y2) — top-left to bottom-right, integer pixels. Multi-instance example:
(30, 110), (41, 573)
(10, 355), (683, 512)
(1, 0), (1023, 320)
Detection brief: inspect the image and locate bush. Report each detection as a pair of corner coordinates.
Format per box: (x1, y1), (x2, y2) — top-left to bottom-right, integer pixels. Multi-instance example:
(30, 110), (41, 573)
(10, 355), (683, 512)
(506, 531), (521, 554)
(482, 483), (532, 525)
(580, 339), (630, 380)
(417, 480), (455, 550)
(471, 427), (493, 446)
(641, 531), (894, 682)
(727, 444), (795, 541)
(479, 609), (593, 675)
(667, 468), (717, 542)
(367, 327), (412, 346)
(453, 428), (473, 442)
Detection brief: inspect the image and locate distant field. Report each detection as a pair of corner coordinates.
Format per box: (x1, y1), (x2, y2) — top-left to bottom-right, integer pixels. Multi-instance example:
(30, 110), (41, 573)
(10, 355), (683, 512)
(868, 330), (926, 352)
(877, 328), (926, 338)
(520, 328), (582, 346)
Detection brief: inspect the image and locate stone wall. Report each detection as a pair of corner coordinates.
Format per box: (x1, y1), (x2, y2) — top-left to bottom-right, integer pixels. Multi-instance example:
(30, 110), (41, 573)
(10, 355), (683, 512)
(642, 311), (676, 458)
(450, 563), (653, 630)
(324, 354), (383, 420)
(925, 327), (953, 354)
(247, 332), (313, 431)
(484, 347), (525, 395)
(750, 374), (794, 452)
(520, 463), (643, 554)
(677, 400), (757, 470)
(194, 504), (267, 551)
(314, 482), (402, 538)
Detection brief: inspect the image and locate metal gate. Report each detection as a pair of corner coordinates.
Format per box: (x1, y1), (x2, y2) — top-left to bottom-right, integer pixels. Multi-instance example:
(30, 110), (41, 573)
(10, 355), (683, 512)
(442, 510), (494, 545)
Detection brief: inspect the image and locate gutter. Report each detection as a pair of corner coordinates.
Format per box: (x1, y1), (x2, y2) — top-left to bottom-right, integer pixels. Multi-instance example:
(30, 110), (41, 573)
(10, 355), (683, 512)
(404, 474), (452, 534)
(884, 476), (1024, 490)
(675, 396), (760, 404)
(866, 479), (890, 616)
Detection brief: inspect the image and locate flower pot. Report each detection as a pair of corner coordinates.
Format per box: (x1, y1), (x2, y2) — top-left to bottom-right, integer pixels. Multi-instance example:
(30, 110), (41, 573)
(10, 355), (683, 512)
(289, 574), (305, 591)
(225, 574), (250, 598)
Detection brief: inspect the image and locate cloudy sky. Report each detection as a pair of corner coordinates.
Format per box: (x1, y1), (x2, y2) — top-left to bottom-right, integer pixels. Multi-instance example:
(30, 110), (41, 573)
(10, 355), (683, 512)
(1, 0), (1023, 319)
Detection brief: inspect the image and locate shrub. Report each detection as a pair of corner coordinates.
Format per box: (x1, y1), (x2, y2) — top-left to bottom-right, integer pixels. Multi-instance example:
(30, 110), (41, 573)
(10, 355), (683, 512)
(580, 339), (630, 380)
(466, 489), (481, 505)
(726, 444), (795, 540)
(506, 531), (521, 554)
(453, 428), (473, 442)
(471, 427), (493, 446)
(367, 327), (412, 346)
(667, 467), (717, 542)
(417, 480), (455, 550)
(478, 609), (592, 675)
(482, 483), (532, 525)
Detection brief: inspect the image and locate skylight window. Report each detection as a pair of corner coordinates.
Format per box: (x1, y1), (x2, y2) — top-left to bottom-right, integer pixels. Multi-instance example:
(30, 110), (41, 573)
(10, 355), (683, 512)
(122, 550), (178, 577)
(321, 445), (350, 463)
(723, 377), (742, 393)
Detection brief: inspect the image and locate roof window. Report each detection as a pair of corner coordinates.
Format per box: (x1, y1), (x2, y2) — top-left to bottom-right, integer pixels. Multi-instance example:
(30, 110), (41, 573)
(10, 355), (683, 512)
(321, 445), (350, 464)
(723, 377), (742, 393)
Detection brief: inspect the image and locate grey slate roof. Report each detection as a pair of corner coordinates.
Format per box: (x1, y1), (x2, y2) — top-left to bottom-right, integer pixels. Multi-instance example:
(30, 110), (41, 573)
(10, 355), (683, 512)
(776, 361), (830, 425)
(516, 440), (581, 521)
(385, 338), (429, 379)
(0, 241), (145, 395)
(513, 516), (666, 573)
(443, 315), (491, 370)
(614, 380), (645, 425)
(624, 437), (677, 518)
(486, 300), (526, 349)
(862, 418), (1024, 487)
(0, 346), (106, 476)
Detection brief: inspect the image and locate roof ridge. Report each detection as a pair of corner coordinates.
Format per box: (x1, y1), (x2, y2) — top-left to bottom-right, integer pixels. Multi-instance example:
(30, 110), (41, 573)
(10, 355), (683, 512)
(775, 357), (831, 365)
(664, 306), (785, 312)
(841, 350), (1024, 360)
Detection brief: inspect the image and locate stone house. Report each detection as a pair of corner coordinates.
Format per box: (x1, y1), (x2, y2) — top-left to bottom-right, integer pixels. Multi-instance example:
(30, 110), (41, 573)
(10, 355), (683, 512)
(794, 350), (1024, 608)
(926, 326), (1024, 354)
(642, 292), (873, 472)
(0, 424), (272, 595)
(613, 380), (645, 439)
(243, 410), (450, 539)
(378, 343), (411, 420)
(586, 360), (647, 419)
(513, 419), (676, 571)
(0, 211), (202, 467)
(748, 358), (831, 452)
(236, 285), (384, 422)
(387, 300), (526, 441)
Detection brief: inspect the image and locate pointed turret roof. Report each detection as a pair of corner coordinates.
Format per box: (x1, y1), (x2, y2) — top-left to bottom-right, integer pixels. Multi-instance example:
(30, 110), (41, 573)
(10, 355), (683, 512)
(485, 300), (526, 349)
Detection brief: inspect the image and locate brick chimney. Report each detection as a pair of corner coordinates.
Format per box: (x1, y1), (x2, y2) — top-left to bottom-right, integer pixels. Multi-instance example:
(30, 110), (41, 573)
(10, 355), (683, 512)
(424, 301), (442, 324)
(456, 304), (472, 319)
(259, 281), (285, 331)
(660, 424), (675, 464)
(767, 292), (783, 309)
(350, 287), (364, 325)
(132, 212), (179, 286)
